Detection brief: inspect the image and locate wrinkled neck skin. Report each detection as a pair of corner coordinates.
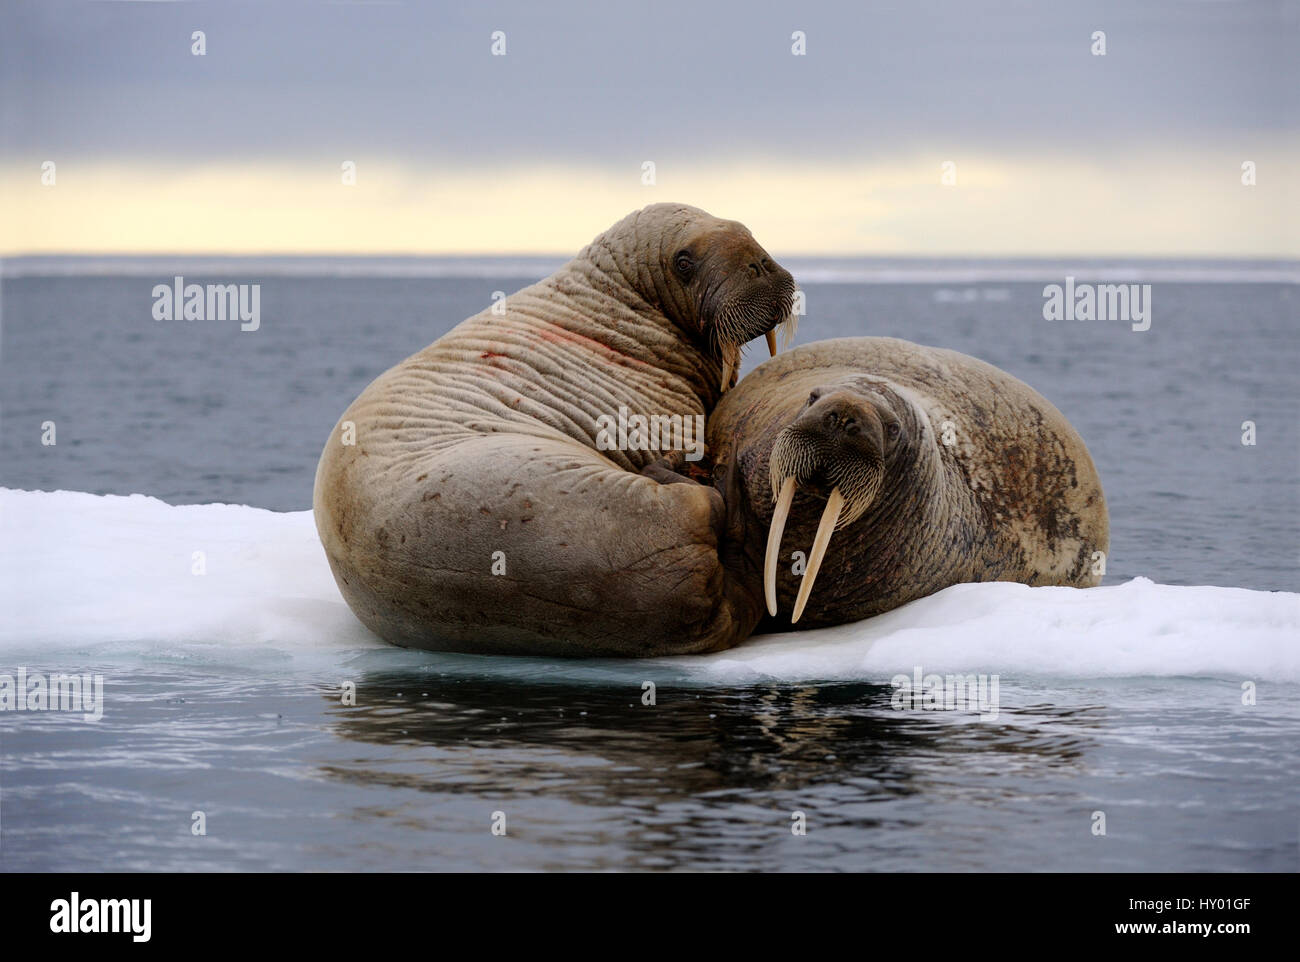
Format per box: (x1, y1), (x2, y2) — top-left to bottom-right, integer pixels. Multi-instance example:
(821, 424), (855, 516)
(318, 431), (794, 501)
(563, 241), (726, 396)
(393, 224), (732, 474)
(714, 371), (979, 630)
(583, 209), (704, 341)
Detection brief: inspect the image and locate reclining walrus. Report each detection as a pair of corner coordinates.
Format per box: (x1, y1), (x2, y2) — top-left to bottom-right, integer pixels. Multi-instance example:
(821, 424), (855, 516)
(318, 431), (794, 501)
(314, 203), (796, 656)
(707, 336), (1109, 629)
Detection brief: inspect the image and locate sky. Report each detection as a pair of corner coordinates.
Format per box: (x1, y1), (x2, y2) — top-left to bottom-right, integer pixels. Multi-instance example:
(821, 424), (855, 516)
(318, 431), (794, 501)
(1, 0), (1296, 257)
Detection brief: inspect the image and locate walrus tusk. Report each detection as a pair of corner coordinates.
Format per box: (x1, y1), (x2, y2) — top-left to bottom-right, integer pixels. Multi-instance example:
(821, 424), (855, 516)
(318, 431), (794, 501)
(791, 486), (844, 624)
(720, 352), (735, 392)
(765, 330), (778, 357)
(764, 476), (797, 616)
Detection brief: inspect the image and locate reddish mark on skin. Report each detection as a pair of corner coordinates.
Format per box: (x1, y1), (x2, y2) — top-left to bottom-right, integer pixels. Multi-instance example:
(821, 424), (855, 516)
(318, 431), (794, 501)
(532, 326), (655, 370)
(481, 351), (508, 360)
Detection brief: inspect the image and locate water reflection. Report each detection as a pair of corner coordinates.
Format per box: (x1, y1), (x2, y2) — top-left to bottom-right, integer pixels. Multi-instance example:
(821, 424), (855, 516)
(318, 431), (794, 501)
(315, 670), (1107, 868)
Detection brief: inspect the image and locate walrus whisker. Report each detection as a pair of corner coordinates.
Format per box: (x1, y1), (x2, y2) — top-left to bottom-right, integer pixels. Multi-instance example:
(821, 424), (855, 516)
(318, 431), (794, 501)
(776, 310), (799, 352)
(831, 461), (883, 530)
(765, 476), (797, 615)
(711, 287), (793, 372)
(792, 486), (844, 624)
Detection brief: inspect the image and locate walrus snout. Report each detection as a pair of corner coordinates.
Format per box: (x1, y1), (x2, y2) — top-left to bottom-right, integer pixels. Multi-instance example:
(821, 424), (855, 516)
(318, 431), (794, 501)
(699, 241), (797, 387)
(764, 390), (896, 622)
(787, 391), (897, 463)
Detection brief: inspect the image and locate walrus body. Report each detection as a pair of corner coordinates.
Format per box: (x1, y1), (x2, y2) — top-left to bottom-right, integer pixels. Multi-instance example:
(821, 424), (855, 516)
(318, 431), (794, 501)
(314, 204), (794, 656)
(707, 337), (1109, 629)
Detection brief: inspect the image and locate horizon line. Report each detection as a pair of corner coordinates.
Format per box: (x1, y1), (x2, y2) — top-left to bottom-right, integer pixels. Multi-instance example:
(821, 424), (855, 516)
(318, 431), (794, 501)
(5, 253), (1296, 284)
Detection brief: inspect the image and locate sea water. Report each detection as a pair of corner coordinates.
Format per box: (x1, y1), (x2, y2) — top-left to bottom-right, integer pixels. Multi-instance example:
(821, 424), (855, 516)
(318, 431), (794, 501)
(1, 261), (1296, 871)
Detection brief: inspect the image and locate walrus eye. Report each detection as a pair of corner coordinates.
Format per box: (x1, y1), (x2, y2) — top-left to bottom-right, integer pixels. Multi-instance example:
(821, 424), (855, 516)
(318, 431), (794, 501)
(673, 251), (694, 279)
(807, 390), (822, 406)
(886, 422), (901, 442)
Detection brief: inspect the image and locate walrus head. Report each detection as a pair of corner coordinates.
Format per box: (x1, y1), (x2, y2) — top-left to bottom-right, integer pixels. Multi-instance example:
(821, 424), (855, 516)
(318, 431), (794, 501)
(764, 383), (908, 622)
(604, 204), (798, 390)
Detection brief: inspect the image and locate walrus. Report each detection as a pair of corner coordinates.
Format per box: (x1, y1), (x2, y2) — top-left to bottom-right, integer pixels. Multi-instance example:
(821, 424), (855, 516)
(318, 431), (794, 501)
(707, 337), (1109, 628)
(313, 203), (796, 657)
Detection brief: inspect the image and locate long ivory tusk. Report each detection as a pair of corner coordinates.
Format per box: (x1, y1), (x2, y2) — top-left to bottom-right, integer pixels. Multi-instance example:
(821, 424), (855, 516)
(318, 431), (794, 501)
(764, 476), (797, 616)
(721, 353), (735, 392)
(765, 330), (778, 357)
(791, 486), (844, 624)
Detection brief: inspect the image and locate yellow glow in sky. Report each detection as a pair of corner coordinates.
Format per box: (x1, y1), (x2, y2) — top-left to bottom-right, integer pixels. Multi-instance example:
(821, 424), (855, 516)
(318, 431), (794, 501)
(3, 147), (1296, 257)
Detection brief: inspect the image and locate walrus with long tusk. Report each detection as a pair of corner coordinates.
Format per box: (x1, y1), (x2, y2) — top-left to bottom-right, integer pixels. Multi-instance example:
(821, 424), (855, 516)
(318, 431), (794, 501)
(707, 336), (1109, 628)
(314, 203), (796, 656)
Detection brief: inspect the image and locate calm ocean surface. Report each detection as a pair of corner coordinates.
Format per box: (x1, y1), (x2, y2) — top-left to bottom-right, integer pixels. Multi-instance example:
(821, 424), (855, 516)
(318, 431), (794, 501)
(1, 260), (1297, 871)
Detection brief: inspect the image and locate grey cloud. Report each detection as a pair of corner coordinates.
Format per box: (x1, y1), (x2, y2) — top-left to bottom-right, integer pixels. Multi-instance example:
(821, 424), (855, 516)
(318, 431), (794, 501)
(1, 0), (1295, 165)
